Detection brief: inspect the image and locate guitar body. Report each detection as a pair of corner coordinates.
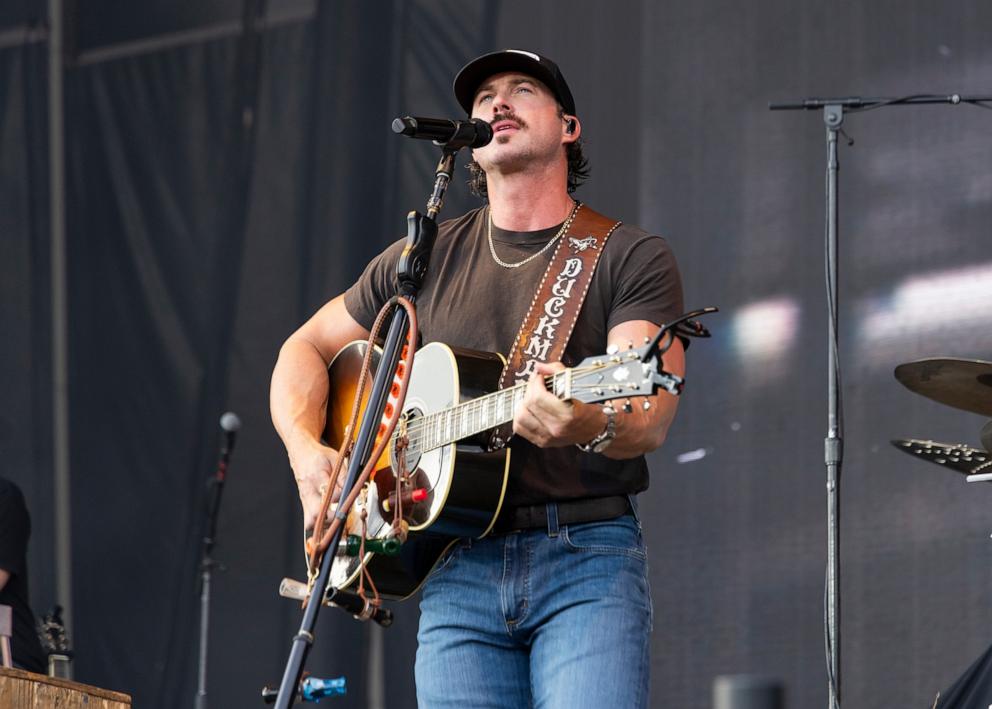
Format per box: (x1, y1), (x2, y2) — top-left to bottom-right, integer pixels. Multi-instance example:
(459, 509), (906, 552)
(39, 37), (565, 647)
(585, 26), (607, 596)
(324, 341), (511, 599)
(316, 326), (677, 600)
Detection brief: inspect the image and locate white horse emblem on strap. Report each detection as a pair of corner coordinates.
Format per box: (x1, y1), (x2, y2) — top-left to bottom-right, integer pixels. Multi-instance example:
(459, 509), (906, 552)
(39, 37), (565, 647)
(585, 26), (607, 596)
(568, 236), (598, 253)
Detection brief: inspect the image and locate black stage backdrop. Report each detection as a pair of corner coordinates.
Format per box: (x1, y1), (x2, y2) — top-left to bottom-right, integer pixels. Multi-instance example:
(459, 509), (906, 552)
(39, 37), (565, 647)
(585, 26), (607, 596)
(2, 1), (991, 707)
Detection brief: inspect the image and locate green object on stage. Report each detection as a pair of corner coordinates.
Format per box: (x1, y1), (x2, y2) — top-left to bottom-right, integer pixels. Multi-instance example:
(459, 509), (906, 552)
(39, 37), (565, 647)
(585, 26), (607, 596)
(345, 535), (402, 557)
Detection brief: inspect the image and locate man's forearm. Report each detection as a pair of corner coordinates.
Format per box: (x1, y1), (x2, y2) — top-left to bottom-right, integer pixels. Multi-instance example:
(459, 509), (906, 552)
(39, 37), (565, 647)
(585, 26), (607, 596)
(593, 321), (684, 459)
(602, 392), (679, 459)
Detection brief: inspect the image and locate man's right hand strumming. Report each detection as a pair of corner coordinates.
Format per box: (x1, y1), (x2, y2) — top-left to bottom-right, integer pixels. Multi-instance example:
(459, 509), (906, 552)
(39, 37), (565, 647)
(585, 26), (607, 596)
(289, 440), (343, 531)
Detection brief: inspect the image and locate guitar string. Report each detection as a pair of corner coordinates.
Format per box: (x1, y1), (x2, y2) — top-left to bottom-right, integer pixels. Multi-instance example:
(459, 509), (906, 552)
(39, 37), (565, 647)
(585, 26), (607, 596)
(353, 365), (646, 545)
(392, 362), (646, 456)
(398, 364), (638, 445)
(400, 370), (564, 445)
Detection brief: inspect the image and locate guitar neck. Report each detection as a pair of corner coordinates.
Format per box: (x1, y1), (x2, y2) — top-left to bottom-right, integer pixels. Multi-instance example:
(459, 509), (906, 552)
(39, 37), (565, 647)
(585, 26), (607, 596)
(392, 343), (661, 459)
(401, 372), (568, 458)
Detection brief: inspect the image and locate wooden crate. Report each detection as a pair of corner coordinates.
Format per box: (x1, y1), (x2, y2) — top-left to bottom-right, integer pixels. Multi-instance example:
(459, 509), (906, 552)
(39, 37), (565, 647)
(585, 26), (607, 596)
(0, 667), (131, 708)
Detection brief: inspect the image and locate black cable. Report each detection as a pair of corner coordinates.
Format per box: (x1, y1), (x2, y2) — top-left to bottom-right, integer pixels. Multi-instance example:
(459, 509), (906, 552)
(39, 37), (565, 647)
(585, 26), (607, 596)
(823, 570), (841, 709)
(846, 94), (992, 113)
(847, 94), (932, 113)
(822, 125), (846, 709)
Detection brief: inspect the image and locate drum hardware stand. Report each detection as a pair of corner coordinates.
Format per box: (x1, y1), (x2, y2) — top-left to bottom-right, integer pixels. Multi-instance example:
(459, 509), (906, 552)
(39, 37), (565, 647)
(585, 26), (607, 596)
(769, 92), (992, 709)
(966, 422), (992, 484)
(269, 130), (479, 707)
(965, 467), (992, 607)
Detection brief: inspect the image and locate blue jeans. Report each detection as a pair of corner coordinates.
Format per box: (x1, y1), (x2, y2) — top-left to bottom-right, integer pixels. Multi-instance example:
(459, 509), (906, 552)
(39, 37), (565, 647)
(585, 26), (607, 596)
(415, 503), (652, 708)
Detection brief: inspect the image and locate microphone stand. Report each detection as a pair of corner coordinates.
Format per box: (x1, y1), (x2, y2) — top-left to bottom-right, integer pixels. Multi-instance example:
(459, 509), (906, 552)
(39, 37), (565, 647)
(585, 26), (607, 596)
(769, 92), (992, 709)
(271, 135), (470, 708)
(196, 434), (233, 709)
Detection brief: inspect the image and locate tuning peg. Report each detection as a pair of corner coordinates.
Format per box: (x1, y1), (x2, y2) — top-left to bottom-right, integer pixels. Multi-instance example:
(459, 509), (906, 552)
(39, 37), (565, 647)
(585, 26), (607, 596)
(642, 399), (651, 411)
(643, 336), (650, 344)
(622, 399), (633, 414)
(606, 343), (620, 355)
(627, 340), (634, 350)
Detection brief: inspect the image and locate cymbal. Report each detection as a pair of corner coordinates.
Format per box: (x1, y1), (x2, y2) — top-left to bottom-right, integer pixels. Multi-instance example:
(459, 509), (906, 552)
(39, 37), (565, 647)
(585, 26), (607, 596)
(894, 358), (992, 417)
(892, 438), (992, 476)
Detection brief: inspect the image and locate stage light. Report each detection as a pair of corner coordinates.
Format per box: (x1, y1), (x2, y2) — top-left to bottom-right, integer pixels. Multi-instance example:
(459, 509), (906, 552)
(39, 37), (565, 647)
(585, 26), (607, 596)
(731, 297), (801, 362)
(856, 262), (992, 362)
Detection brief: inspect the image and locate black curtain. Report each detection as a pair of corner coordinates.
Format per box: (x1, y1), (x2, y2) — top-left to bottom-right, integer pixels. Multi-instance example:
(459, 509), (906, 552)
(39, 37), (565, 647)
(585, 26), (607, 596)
(4, 1), (992, 708)
(61, 2), (500, 705)
(938, 641), (992, 709)
(0, 28), (56, 626)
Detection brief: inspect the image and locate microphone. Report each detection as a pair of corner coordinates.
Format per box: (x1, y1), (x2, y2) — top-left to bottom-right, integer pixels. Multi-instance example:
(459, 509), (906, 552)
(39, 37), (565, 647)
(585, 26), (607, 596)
(391, 116), (493, 149)
(218, 411), (242, 469)
(326, 588), (394, 628)
(203, 412), (241, 555)
(278, 578), (393, 627)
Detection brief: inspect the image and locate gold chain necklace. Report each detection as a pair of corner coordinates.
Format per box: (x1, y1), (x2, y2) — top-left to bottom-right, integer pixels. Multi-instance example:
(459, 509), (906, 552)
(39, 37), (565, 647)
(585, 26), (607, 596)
(487, 201), (583, 269)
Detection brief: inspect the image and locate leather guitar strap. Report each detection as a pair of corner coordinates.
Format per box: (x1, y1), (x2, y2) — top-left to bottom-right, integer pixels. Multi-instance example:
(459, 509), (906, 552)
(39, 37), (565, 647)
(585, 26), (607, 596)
(498, 203), (622, 392)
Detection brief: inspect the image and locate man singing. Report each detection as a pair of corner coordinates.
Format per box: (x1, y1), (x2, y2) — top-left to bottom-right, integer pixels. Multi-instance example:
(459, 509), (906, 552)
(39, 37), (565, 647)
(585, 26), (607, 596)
(271, 49), (686, 707)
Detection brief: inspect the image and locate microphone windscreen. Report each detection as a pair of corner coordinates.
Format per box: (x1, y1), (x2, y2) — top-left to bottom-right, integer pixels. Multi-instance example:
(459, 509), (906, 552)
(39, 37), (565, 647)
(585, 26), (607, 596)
(220, 411), (242, 433)
(470, 119), (494, 147)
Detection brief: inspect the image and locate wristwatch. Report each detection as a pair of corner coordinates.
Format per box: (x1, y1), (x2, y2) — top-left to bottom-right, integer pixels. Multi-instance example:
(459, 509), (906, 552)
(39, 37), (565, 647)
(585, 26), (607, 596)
(577, 406), (617, 454)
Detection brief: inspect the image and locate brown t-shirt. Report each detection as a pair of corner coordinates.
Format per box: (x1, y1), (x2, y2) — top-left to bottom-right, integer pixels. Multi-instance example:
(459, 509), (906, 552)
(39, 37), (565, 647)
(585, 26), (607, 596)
(344, 205), (684, 506)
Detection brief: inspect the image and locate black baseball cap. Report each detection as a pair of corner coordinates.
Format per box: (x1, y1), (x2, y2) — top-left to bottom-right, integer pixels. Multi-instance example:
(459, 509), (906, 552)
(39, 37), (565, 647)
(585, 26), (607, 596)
(453, 49), (576, 116)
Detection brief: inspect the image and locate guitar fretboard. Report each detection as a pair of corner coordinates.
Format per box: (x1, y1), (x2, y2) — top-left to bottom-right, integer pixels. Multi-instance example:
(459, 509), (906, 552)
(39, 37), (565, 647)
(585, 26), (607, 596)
(399, 373), (566, 458)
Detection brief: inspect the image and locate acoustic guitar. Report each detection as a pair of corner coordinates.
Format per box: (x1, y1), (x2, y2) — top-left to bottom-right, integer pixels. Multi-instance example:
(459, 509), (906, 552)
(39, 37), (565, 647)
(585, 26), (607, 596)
(321, 338), (681, 599)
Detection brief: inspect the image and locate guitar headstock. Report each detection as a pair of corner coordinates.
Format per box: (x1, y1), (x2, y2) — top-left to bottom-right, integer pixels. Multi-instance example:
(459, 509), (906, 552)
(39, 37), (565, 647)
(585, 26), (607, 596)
(557, 307), (717, 410)
(562, 343), (683, 408)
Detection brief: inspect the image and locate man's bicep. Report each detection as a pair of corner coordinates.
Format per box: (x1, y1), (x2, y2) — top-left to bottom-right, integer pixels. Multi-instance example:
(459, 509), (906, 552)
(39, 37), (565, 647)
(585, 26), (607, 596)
(607, 320), (685, 379)
(293, 294), (371, 364)
(602, 319), (683, 455)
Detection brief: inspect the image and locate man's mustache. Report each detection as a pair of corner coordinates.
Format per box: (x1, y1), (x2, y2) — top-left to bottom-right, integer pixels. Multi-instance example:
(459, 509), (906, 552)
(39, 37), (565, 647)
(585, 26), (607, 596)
(491, 112), (527, 129)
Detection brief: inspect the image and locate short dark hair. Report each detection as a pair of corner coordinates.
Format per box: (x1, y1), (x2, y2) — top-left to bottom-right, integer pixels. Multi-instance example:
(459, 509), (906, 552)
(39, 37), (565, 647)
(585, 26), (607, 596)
(465, 109), (590, 199)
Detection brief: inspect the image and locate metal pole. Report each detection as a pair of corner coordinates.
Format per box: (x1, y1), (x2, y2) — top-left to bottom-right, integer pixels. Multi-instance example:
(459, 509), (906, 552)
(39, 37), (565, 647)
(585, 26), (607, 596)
(769, 90), (982, 709)
(823, 104), (843, 709)
(366, 623), (384, 709)
(273, 154), (449, 707)
(195, 566), (211, 709)
(48, 0), (74, 652)
(273, 307), (411, 709)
